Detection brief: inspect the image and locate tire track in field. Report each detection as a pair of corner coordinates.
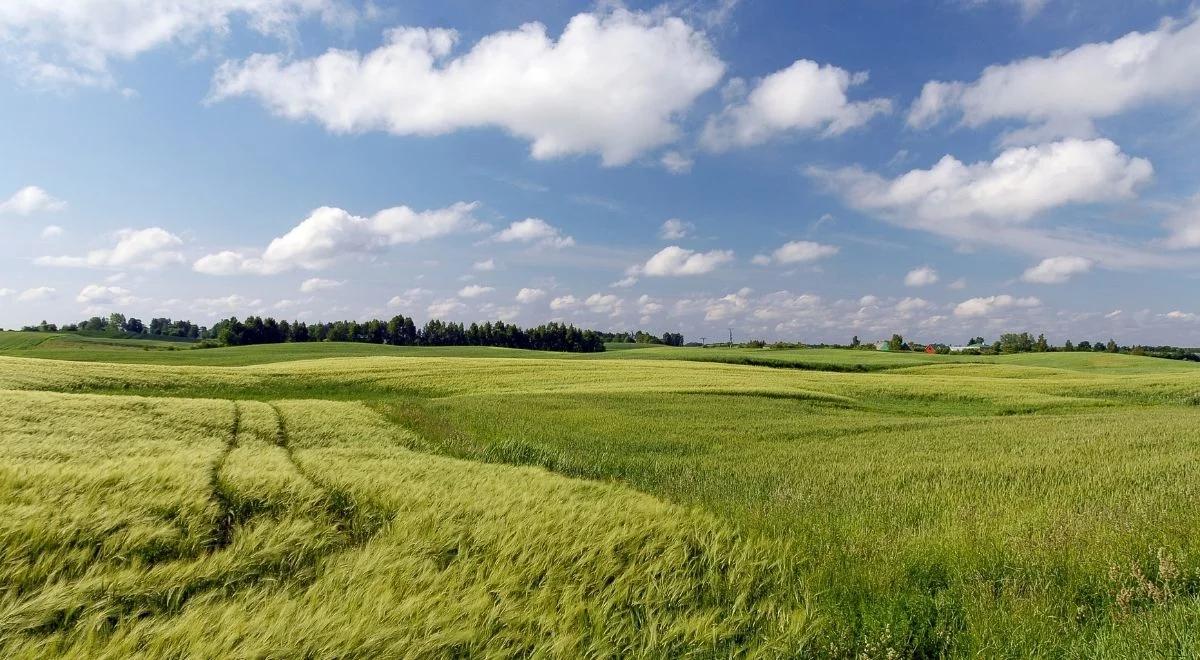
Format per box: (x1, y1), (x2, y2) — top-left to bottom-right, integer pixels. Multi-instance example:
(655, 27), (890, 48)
(4, 401), (261, 640)
(266, 402), (390, 543)
(1, 401), (400, 643)
(267, 401), (309, 486)
(33, 402), (393, 634)
(206, 400), (241, 551)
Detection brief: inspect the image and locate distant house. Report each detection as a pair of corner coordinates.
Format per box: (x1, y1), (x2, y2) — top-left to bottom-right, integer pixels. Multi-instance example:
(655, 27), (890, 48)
(924, 344), (936, 354)
(875, 341), (891, 351)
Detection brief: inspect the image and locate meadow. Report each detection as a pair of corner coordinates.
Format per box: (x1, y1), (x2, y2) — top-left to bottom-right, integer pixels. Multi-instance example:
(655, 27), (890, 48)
(1, 332), (1199, 656)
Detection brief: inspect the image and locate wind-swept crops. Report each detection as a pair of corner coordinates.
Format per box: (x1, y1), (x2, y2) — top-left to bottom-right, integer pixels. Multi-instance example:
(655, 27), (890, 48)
(0, 389), (815, 657)
(0, 347), (1198, 656)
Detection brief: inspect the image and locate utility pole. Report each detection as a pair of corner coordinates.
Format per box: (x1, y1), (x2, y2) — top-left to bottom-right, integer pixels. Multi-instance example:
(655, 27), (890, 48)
(728, 328), (734, 347)
(699, 336), (707, 347)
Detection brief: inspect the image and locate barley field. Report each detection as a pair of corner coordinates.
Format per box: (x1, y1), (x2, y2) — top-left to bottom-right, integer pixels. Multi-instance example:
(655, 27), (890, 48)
(1, 339), (1199, 656)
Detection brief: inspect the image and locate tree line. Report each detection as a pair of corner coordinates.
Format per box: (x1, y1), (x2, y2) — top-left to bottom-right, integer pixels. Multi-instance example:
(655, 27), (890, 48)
(22, 314), (202, 339)
(209, 315), (607, 352)
(15, 312), (705, 354)
(844, 332), (1199, 360)
(21, 313), (615, 353)
(592, 330), (685, 346)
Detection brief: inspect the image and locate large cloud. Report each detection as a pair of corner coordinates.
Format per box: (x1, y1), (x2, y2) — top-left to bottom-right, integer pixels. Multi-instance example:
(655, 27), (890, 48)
(702, 59), (890, 150)
(584, 293), (622, 315)
(954, 294), (1041, 318)
(299, 277), (341, 292)
(637, 245), (734, 277)
(1021, 256), (1092, 284)
(806, 138), (1170, 268)
(1162, 196), (1200, 249)
(549, 294), (577, 311)
(907, 14), (1200, 142)
(515, 287), (546, 304)
(702, 288), (753, 321)
(0, 185), (66, 215)
(36, 227), (184, 269)
(15, 286), (55, 303)
(194, 202), (483, 275)
(210, 9), (725, 165)
(457, 284), (493, 299)
(751, 240), (838, 266)
(904, 266), (939, 287)
(809, 138), (1151, 227)
(0, 0), (349, 88)
(76, 284), (140, 305)
(493, 218), (573, 248)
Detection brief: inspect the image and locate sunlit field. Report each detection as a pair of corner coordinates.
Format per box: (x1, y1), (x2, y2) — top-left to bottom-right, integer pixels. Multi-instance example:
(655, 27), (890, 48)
(2, 340), (1199, 656)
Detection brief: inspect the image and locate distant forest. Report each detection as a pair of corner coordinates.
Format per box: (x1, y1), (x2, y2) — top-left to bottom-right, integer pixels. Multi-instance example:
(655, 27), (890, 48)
(18, 313), (688, 354)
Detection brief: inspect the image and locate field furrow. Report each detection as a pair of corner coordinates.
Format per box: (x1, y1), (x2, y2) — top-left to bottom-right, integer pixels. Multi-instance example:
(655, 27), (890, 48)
(206, 401), (241, 552)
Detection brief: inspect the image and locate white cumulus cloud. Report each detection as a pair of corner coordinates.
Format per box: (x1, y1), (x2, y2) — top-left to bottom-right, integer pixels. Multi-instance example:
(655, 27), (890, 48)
(0, 185), (66, 215)
(0, 0), (351, 89)
(457, 284), (493, 298)
(299, 277), (342, 293)
(904, 266), (939, 287)
(515, 287), (546, 304)
(659, 218), (693, 240)
(427, 298), (466, 318)
(37, 227), (184, 269)
(194, 202), (483, 275)
(492, 218), (574, 248)
(907, 14), (1200, 143)
(210, 8), (725, 165)
(584, 293), (622, 315)
(953, 294), (1041, 317)
(754, 240), (839, 266)
(810, 139), (1151, 227)
(387, 287), (431, 308)
(895, 297), (931, 314)
(701, 59), (891, 150)
(16, 286), (56, 303)
(76, 284), (139, 305)
(637, 294), (663, 316)
(1021, 256), (1092, 284)
(806, 138), (1166, 269)
(1162, 196), (1200, 249)
(549, 294), (578, 310)
(705, 287), (753, 321)
(638, 245), (733, 276)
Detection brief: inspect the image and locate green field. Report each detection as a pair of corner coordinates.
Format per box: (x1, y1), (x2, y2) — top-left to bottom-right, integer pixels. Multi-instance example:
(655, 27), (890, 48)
(6, 331), (1194, 373)
(2, 336), (1199, 656)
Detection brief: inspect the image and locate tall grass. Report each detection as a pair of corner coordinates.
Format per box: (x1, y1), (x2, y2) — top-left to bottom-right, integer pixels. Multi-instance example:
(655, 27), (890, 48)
(0, 390), (816, 657)
(2, 348), (1199, 655)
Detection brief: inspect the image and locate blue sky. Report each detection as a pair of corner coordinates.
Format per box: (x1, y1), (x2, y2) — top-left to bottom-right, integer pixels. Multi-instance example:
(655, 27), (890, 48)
(2, 0), (1200, 344)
